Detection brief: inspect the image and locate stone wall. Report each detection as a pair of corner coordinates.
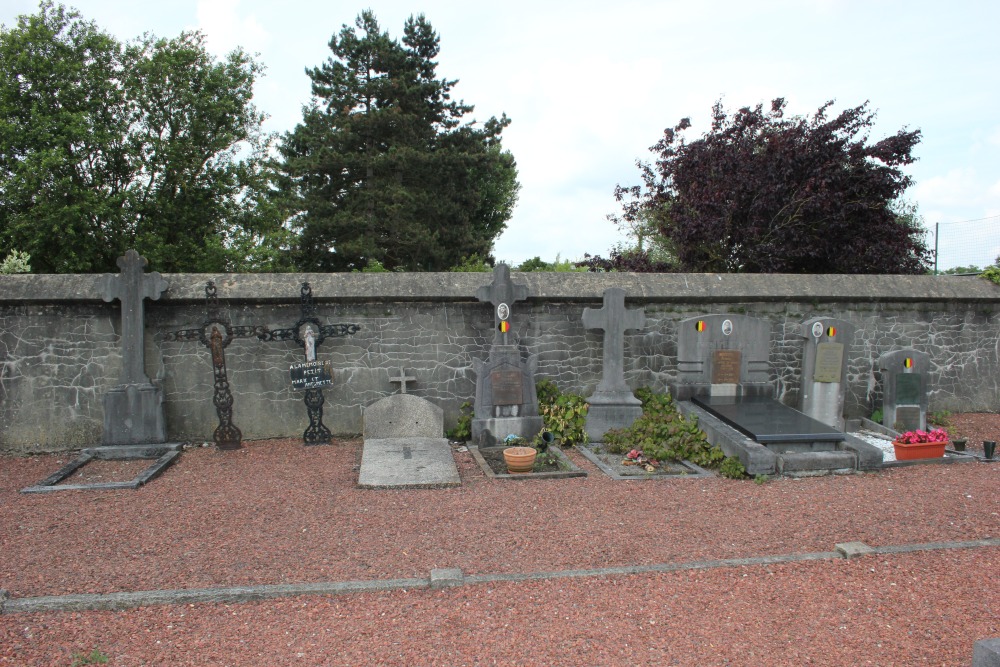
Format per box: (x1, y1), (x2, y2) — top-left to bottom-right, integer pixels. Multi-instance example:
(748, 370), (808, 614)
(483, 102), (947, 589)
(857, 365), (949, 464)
(1, 272), (998, 452)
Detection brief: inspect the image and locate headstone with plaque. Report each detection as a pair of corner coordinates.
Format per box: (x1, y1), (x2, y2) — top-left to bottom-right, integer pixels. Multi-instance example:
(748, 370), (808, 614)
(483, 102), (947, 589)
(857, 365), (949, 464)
(582, 288), (646, 440)
(878, 349), (930, 432)
(798, 317), (855, 430)
(471, 263), (543, 446)
(670, 314), (772, 400)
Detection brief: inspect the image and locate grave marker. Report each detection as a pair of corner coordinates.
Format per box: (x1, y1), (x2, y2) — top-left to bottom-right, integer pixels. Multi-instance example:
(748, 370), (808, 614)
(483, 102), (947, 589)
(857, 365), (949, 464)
(581, 287), (645, 440)
(670, 314), (771, 400)
(165, 281), (266, 450)
(471, 264), (543, 445)
(261, 282), (360, 445)
(798, 317), (854, 430)
(878, 348), (929, 432)
(99, 250), (168, 445)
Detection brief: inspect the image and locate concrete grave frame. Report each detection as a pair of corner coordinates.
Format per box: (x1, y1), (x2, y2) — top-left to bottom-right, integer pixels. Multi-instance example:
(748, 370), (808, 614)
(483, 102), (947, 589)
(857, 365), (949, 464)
(1, 272), (999, 452)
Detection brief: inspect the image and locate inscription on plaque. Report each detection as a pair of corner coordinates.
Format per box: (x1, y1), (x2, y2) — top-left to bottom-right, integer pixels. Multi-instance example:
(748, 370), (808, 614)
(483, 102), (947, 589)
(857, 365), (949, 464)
(491, 369), (524, 406)
(895, 373), (922, 405)
(813, 342), (845, 383)
(711, 350), (742, 384)
(290, 360), (334, 390)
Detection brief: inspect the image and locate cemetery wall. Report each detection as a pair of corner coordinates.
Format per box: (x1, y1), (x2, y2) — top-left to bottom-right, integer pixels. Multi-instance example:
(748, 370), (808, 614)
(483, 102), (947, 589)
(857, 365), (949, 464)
(1, 272), (998, 452)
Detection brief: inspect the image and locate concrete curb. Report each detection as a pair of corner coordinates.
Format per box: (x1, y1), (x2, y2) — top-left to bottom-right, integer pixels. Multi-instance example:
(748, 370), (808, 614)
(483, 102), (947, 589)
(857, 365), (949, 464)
(3, 537), (998, 615)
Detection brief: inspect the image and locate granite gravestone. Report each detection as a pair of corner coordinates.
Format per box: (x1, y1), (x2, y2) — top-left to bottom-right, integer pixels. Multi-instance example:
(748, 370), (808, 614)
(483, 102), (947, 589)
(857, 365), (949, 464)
(798, 317), (855, 430)
(99, 250), (168, 445)
(358, 392), (460, 488)
(471, 263), (544, 446)
(878, 349), (930, 432)
(582, 287), (646, 441)
(670, 314), (772, 400)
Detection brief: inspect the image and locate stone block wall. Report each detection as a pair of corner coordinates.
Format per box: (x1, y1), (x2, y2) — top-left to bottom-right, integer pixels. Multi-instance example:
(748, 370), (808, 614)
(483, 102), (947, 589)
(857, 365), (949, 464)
(1, 272), (998, 452)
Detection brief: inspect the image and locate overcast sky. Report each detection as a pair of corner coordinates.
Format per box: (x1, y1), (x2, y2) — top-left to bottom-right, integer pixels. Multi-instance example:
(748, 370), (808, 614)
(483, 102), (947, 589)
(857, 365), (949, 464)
(4, 0), (999, 269)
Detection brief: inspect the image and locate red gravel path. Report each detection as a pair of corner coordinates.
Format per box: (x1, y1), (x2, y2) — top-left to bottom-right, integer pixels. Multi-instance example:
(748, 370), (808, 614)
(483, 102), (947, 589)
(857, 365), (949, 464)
(2, 436), (998, 666)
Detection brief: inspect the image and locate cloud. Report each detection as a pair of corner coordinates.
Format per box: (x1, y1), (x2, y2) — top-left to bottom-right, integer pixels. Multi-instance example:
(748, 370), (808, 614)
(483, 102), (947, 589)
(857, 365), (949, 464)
(194, 0), (269, 56)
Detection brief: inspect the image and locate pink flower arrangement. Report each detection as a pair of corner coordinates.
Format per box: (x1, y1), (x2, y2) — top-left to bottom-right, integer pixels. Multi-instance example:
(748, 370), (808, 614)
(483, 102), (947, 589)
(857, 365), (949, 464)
(895, 428), (949, 444)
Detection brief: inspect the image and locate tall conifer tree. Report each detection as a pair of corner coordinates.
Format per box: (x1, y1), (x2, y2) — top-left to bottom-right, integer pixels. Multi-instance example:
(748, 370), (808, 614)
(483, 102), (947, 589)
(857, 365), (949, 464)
(277, 11), (519, 271)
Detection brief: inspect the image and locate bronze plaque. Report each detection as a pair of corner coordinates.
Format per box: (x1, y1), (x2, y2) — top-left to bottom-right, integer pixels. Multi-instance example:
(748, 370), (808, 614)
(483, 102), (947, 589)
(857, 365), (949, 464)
(813, 342), (844, 383)
(711, 350), (741, 384)
(491, 369), (524, 406)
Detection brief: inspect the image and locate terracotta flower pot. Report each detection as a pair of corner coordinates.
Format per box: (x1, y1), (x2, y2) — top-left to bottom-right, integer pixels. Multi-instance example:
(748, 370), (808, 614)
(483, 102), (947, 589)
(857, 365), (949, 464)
(892, 440), (947, 460)
(503, 446), (537, 474)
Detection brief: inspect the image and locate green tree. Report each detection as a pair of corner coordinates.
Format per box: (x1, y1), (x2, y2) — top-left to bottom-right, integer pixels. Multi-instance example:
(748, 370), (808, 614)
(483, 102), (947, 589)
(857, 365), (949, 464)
(0, 2), (288, 273)
(614, 98), (930, 274)
(276, 11), (519, 272)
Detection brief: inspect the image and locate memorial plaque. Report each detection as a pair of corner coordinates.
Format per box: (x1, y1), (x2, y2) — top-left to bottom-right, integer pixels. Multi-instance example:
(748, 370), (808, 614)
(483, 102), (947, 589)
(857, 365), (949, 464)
(712, 350), (742, 384)
(290, 360), (334, 390)
(895, 373), (922, 405)
(491, 369), (524, 406)
(813, 342), (844, 383)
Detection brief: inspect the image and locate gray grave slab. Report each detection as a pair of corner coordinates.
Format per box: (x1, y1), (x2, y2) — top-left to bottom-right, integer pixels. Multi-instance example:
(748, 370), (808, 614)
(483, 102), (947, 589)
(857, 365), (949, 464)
(363, 394), (443, 439)
(582, 288), (645, 440)
(357, 437), (460, 488)
(692, 395), (844, 443)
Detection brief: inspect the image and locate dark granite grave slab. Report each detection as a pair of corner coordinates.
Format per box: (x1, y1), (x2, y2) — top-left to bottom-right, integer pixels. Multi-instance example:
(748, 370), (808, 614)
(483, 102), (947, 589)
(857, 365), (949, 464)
(692, 395), (844, 443)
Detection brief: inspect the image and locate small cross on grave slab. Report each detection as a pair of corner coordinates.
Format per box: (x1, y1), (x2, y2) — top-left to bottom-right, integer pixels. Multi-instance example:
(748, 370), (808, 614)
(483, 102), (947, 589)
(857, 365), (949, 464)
(98, 249), (169, 445)
(390, 368), (416, 394)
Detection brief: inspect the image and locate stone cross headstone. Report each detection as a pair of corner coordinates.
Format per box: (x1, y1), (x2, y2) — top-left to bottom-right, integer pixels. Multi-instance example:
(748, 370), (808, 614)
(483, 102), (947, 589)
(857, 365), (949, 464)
(390, 368), (416, 394)
(476, 263), (528, 346)
(582, 288), (646, 440)
(798, 317), (855, 430)
(471, 263), (543, 445)
(878, 348), (930, 432)
(98, 250), (168, 445)
(670, 314), (772, 400)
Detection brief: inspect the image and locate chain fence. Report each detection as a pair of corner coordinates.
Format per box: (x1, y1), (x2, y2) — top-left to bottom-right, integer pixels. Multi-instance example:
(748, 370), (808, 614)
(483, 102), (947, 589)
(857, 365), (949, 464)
(928, 215), (1000, 273)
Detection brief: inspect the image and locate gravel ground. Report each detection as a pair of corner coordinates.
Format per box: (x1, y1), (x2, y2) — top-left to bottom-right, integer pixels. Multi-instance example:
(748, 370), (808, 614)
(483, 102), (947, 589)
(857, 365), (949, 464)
(1, 414), (998, 666)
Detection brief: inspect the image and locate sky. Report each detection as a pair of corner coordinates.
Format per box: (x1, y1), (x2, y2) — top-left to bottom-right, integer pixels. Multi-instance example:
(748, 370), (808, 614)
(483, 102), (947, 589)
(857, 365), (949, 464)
(4, 0), (1000, 270)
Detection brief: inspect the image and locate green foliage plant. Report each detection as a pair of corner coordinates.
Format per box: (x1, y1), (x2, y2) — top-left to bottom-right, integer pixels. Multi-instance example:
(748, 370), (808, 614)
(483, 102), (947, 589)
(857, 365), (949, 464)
(0, 3), (284, 273)
(449, 254), (493, 272)
(71, 649), (109, 666)
(603, 387), (724, 468)
(0, 249), (30, 273)
(446, 401), (472, 441)
(534, 379), (588, 447)
(870, 408), (883, 424)
(717, 456), (747, 479)
(981, 265), (1000, 286)
(928, 410), (951, 427)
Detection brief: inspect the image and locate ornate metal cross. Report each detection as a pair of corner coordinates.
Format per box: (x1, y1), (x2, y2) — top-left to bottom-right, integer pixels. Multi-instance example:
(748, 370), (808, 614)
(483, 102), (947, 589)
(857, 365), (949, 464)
(259, 282), (360, 445)
(164, 281), (266, 450)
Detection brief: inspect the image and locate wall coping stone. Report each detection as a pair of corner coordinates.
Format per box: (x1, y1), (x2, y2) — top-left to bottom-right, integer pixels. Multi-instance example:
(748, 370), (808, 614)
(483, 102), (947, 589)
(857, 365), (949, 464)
(1, 272), (998, 305)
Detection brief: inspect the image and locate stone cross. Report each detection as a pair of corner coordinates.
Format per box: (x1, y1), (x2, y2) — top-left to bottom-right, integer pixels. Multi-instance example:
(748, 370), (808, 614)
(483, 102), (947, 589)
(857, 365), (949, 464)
(99, 250), (168, 386)
(582, 288), (646, 395)
(390, 368), (416, 394)
(476, 263), (528, 345)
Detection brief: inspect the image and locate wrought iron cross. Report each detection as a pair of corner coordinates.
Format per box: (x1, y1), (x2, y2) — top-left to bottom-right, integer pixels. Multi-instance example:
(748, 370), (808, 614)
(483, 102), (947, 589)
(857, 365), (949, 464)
(165, 281), (266, 450)
(259, 282), (360, 445)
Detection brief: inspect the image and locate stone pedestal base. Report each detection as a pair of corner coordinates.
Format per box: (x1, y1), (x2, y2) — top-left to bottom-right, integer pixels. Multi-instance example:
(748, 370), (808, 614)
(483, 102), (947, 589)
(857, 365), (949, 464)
(585, 403), (643, 442)
(103, 383), (166, 445)
(472, 416), (544, 447)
